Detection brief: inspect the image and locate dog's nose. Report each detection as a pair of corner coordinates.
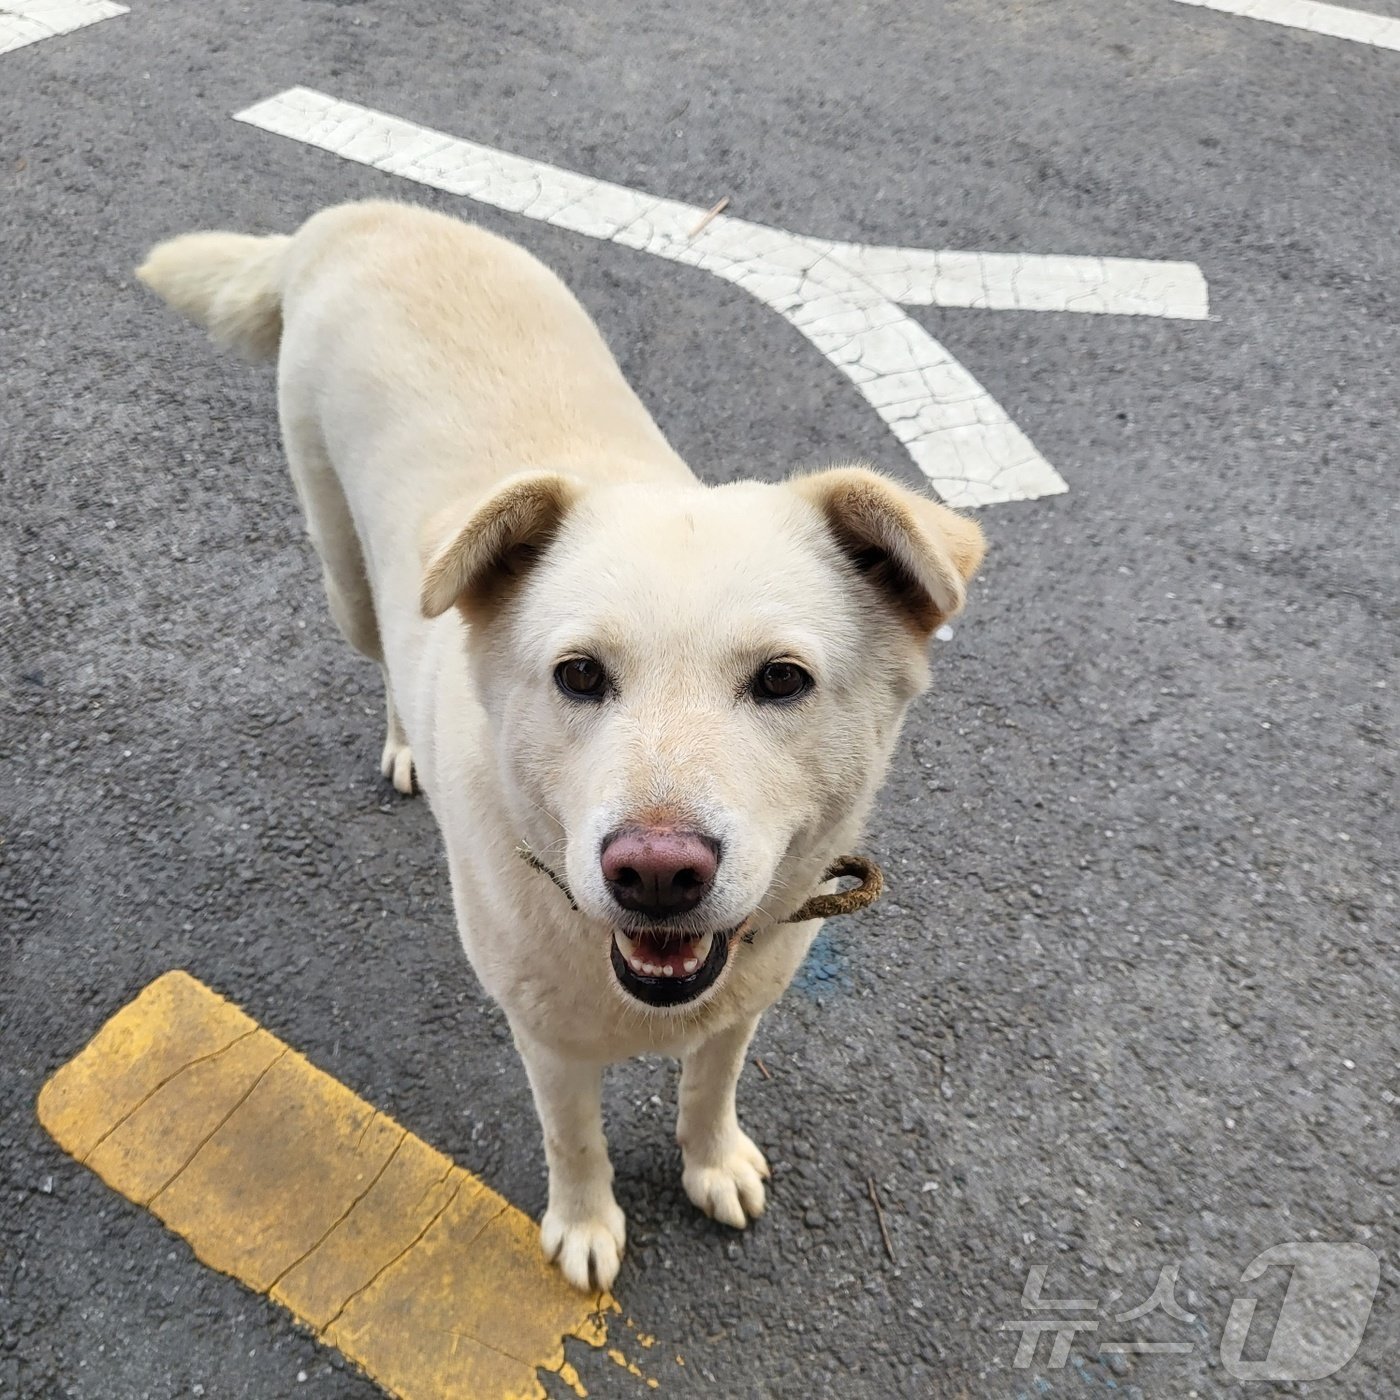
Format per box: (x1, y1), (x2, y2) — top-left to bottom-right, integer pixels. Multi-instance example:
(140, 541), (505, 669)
(600, 827), (719, 918)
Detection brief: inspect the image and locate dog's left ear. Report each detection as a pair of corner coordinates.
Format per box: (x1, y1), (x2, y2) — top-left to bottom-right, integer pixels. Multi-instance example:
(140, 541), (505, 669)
(421, 471), (583, 620)
(792, 466), (986, 634)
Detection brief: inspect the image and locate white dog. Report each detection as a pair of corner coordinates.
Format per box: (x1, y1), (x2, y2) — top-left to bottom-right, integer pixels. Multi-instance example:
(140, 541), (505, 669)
(138, 201), (984, 1292)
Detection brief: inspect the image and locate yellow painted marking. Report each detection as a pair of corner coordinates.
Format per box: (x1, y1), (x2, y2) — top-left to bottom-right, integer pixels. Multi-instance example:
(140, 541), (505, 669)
(37, 971), (624, 1400)
(605, 1347), (657, 1386)
(621, 1319), (656, 1351)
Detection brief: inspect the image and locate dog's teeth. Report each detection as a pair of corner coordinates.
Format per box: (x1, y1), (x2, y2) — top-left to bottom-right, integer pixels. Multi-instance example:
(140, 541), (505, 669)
(621, 939), (649, 976)
(617, 929), (720, 983)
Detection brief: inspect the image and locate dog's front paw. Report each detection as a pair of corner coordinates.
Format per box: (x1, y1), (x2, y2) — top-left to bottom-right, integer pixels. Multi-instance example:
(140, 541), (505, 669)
(379, 735), (416, 795)
(682, 1128), (770, 1229)
(541, 1198), (627, 1293)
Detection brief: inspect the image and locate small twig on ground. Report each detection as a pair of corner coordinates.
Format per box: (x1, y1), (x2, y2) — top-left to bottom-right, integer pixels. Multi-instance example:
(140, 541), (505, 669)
(867, 1177), (897, 1264)
(687, 196), (730, 238)
(753, 1057), (772, 1080)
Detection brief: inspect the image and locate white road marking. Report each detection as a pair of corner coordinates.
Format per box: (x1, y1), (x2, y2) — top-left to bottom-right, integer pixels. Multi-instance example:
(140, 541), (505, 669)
(0, 0), (126, 56)
(1173, 0), (1400, 52)
(236, 88), (1210, 508)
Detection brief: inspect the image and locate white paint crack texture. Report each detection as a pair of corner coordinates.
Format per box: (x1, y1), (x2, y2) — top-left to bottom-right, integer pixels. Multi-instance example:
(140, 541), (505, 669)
(236, 87), (1211, 508)
(1173, 0), (1400, 53)
(0, 0), (125, 55)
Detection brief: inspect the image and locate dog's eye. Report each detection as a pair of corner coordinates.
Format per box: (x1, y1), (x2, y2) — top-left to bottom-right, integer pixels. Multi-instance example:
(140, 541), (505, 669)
(555, 656), (607, 700)
(752, 661), (813, 703)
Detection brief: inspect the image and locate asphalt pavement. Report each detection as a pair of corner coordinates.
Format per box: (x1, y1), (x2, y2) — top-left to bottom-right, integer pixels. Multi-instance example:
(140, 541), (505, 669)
(2, 1), (1397, 1396)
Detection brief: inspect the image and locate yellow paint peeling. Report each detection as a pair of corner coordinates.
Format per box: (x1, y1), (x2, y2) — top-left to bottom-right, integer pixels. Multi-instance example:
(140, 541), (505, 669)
(603, 1344), (660, 1388)
(557, 1360), (588, 1397)
(37, 971), (632, 1400)
(621, 1319), (656, 1351)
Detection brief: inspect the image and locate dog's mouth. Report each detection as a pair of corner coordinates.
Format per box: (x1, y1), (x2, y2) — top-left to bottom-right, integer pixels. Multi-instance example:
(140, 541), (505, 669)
(609, 924), (735, 1007)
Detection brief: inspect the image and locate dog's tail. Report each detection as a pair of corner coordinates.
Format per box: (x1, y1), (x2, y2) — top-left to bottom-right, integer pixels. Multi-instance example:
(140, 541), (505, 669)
(136, 231), (292, 362)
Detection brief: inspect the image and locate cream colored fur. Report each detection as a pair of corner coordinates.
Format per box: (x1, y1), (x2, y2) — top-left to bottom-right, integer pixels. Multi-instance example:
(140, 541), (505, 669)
(137, 201), (985, 1292)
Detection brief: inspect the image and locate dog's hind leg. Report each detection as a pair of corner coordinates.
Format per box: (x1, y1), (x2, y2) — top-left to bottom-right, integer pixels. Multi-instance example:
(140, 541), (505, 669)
(281, 408), (415, 795)
(376, 671), (415, 795)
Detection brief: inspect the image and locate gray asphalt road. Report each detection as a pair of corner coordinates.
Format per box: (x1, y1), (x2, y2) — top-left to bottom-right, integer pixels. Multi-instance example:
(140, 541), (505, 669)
(2, 1), (1397, 1396)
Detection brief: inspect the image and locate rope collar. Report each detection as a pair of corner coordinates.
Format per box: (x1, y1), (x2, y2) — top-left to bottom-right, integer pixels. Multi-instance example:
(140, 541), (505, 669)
(515, 844), (883, 930)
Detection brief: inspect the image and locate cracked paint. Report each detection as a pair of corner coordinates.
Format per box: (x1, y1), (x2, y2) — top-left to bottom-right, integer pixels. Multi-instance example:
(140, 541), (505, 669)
(0, 0), (125, 55)
(37, 972), (620, 1400)
(1173, 0), (1400, 52)
(233, 87), (1210, 509)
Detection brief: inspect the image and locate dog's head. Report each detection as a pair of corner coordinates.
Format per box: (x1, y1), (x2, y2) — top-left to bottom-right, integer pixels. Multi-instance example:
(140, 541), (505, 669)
(422, 466), (984, 1013)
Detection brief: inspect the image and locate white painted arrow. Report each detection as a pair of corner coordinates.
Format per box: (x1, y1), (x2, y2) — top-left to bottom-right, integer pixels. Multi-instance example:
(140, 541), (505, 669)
(236, 88), (1210, 508)
(0, 0), (125, 56)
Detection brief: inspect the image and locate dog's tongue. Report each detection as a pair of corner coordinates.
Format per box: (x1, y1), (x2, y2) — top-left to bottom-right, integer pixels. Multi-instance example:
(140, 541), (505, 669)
(614, 928), (713, 979)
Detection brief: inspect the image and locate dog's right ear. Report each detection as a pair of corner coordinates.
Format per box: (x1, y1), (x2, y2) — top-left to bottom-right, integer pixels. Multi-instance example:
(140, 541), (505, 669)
(420, 471), (583, 621)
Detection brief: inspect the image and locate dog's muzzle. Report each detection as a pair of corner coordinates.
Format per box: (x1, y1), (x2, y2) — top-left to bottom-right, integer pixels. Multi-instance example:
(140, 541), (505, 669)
(515, 843), (883, 1008)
